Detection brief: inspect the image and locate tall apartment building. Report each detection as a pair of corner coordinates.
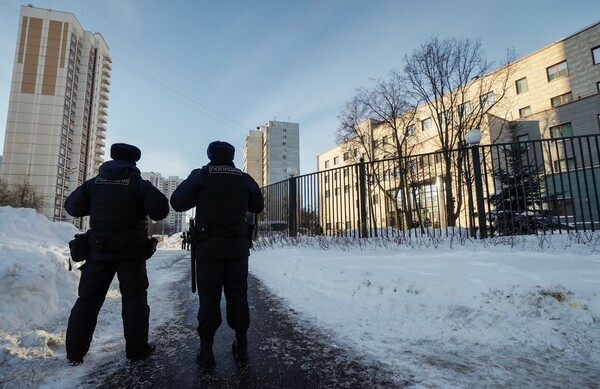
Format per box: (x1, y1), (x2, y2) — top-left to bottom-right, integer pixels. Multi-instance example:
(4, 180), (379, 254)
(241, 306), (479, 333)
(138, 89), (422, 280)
(141, 172), (186, 234)
(0, 6), (110, 224)
(243, 120), (300, 186)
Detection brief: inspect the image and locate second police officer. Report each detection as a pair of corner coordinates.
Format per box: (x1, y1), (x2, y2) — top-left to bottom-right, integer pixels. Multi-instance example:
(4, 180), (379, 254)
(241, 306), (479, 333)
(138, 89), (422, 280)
(170, 140), (264, 368)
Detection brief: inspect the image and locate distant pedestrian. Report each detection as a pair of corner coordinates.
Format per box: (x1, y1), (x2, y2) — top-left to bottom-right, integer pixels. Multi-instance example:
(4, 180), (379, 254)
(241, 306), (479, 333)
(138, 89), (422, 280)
(170, 141), (264, 368)
(64, 143), (169, 365)
(181, 231), (187, 250)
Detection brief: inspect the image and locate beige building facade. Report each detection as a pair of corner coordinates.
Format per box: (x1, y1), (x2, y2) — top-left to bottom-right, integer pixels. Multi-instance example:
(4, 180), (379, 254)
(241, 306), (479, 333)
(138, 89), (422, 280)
(318, 21), (600, 233)
(0, 6), (111, 224)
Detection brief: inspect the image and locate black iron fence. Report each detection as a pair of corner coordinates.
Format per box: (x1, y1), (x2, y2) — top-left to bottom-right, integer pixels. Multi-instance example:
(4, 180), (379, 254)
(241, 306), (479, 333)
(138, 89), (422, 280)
(257, 134), (600, 238)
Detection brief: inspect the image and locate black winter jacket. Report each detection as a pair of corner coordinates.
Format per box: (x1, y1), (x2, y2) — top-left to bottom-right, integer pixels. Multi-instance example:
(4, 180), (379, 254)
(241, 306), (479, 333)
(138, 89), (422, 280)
(65, 160), (169, 261)
(170, 162), (264, 259)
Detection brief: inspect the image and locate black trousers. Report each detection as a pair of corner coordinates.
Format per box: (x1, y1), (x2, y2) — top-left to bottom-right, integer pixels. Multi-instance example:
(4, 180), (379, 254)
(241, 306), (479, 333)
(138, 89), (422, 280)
(196, 256), (250, 340)
(66, 258), (150, 360)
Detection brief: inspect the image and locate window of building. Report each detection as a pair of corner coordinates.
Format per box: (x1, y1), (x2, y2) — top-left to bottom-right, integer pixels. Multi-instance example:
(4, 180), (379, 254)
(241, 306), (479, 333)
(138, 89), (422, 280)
(550, 122), (573, 139)
(343, 152), (350, 161)
(553, 158), (575, 172)
(438, 110), (451, 125)
(480, 92), (495, 107)
(407, 124), (416, 136)
(421, 117), (432, 131)
(593, 46), (600, 65)
(547, 60), (568, 81)
(550, 92), (573, 107)
(324, 160), (329, 168)
(552, 197), (575, 217)
(515, 77), (528, 94)
(519, 106), (532, 117)
(382, 136), (388, 144)
(458, 102), (472, 117)
(333, 156), (339, 165)
(518, 134), (530, 150)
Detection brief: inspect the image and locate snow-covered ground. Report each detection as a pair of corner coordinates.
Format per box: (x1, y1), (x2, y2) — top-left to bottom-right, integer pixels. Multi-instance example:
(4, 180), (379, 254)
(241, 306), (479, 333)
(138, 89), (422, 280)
(0, 206), (599, 388)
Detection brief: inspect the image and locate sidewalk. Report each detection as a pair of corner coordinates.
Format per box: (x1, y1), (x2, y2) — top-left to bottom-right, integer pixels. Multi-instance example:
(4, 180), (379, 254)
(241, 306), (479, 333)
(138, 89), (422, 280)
(87, 272), (409, 388)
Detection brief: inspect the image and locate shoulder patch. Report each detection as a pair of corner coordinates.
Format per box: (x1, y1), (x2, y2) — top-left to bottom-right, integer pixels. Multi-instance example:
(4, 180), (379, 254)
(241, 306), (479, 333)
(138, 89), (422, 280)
(208, 165), (242, 176)
(95, 177), (131, 185)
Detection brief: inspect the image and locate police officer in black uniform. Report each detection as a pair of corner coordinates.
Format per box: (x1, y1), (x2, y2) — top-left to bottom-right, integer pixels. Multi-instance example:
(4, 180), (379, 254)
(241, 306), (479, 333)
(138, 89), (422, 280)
(64, 143), (169, 365)
(170, 141), (264, 368)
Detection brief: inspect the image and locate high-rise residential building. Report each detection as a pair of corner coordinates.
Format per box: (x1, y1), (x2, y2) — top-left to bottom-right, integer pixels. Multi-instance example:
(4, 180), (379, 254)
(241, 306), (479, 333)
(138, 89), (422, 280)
(0, 5), (110, 225)
(243, 120), (300, 186)
(141, 172), (186, 234)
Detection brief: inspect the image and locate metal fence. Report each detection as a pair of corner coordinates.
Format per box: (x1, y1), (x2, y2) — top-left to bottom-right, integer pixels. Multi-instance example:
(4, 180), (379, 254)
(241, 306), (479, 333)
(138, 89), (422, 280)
(257, 134), (600, 238)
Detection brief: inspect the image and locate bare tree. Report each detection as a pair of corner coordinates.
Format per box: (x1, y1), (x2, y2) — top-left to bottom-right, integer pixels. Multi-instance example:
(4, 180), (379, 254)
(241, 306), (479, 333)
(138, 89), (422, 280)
(402, 36), (516, 226)
(0, 178), (12, 206)
(11, 176), (44, 211)
(336, 74), (421, 230)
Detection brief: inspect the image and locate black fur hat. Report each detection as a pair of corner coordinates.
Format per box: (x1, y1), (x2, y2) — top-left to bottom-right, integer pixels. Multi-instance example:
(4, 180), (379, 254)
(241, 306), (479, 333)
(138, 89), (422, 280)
(207, 141), (235, 164)
(110, 143), (141, 163)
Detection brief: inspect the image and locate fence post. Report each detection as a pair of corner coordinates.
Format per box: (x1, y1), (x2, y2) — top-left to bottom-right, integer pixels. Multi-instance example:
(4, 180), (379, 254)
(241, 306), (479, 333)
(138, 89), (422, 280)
(287, 170), (297, 237)
(359, 158), (368, 238)
(465, 129), (488, 239)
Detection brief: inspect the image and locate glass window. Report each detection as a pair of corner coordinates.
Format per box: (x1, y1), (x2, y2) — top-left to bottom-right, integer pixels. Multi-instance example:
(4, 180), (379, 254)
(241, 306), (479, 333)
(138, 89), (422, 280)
(553, 158), (575, 171)
(407, 124), (416, 136)
(324, 160), (329, 168)
(458, 102), (472, 117)
(480, 92), (495, 107)
(552, 197), (575, 216)
(593, 46), (600, 65)
(550, 92), (573, 107)
(519, 106), (532, 117)
(515, 77), (528, 94)
(550, 122), (573, 139)
(547, 60), (568, 81)
(333, 156), (339, 165)
(421, 117), (432, 131)
(438, 110), (451, 125)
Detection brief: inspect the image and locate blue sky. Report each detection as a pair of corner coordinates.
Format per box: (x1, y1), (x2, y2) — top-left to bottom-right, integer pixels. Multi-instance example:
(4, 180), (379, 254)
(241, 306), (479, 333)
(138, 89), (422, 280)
(1, 0), (599, 178)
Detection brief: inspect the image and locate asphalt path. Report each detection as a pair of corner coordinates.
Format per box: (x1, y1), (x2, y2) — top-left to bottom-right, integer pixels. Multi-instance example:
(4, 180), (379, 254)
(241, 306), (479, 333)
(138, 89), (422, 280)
(79, 260), (412, 388)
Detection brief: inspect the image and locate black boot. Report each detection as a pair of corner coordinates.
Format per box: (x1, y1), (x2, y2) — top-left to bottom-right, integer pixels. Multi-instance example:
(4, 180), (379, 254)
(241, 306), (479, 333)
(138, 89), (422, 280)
(196, 337), (215, 368)
(232, 332), (247, 361)
(127, 341), (156, 362)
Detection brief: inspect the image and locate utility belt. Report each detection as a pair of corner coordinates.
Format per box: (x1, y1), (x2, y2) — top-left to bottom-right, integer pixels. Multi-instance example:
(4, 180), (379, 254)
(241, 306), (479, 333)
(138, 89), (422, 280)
(89, 230), (148, 257)
(194, 222), (248, 241)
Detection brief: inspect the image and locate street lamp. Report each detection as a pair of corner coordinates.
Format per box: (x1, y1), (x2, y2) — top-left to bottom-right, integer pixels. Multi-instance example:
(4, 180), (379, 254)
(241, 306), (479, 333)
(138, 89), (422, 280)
(465, 129), (488, 238)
